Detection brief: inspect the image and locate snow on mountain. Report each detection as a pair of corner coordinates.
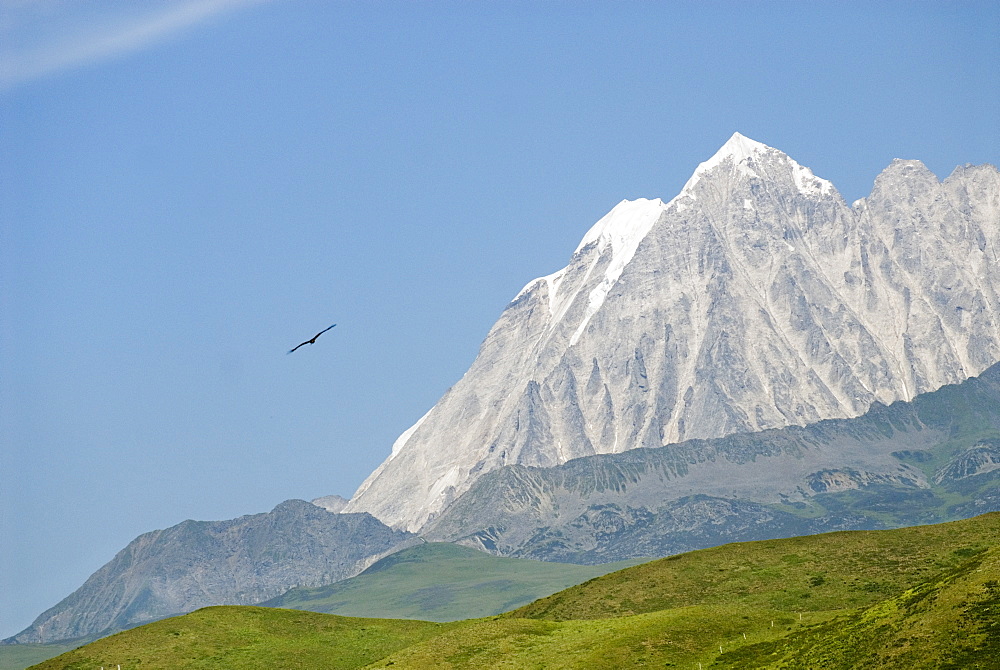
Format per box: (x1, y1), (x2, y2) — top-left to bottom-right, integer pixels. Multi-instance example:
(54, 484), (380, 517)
(344, 134), (1000, 532)
(681, 132), (834, 197)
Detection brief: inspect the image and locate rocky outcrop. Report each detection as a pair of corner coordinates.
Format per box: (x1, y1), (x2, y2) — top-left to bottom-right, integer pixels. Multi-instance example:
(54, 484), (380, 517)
(346, 134), (1000, 531)
(6, 500), (415, 644)
(311, 494), (350, 513)
(934, 439), (1000, 484)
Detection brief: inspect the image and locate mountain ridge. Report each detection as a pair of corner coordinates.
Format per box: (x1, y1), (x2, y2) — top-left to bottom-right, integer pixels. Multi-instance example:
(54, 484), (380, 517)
(6, 501), (416, 645)
(423, 361), (1000, 562)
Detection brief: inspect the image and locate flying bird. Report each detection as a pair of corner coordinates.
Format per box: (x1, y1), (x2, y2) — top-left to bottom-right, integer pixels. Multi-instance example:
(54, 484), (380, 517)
(288, 324), (337, 354)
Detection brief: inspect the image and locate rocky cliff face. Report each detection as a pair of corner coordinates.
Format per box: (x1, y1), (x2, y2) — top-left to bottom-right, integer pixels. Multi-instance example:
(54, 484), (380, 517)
(423, 362), (1000, 563)
(345, 133), (1000, 531)
(7, 500), (415, 644)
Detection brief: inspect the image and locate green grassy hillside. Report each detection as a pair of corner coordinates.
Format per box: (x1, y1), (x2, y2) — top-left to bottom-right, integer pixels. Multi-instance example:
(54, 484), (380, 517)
(365, 605), (838, 669)
(512, 511), (1000, 621)
(27, 607), (457, 670)
(369, 512), (1000, 668)
(264, 541), (643, 621)
(29, 513), (1000, 669)
(719, 545), (1000, 668)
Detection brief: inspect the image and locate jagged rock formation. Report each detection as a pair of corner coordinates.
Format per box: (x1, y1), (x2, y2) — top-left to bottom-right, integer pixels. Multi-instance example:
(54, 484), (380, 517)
(422, 362), (1000, 563)
(6, 500), (415, 644)
(346, 133), (1000, 531)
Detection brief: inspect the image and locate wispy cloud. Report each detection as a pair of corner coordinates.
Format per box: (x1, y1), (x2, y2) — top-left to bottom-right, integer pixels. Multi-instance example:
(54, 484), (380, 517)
(0, 0), (272, 90)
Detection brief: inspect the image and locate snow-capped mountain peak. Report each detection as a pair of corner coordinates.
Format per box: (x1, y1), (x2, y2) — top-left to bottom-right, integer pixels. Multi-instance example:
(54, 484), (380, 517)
(344, 136), (1000, 532)
(700, 131), (769, 169)
(682, 132), (834, 197)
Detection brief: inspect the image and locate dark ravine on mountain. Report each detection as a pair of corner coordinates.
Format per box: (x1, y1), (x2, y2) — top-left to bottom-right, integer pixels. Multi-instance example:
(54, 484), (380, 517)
(7, 134), (999, 647)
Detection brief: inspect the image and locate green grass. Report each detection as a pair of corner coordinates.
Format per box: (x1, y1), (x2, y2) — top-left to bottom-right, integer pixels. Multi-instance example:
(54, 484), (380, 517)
(719, 546), (1000, 668)
(27, 607), (459, 670)
(511, 511), (1000, 621)
(264, 541), (644, 621)
(365, 606), (841, 669)
(28, 513), (1000, 669)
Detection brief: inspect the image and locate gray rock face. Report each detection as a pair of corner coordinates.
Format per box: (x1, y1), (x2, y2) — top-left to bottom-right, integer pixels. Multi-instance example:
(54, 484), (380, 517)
(7, 500), (415, 644)
(423, 363), (1000, 563)
(346, 133), (1000, 531)
(311, 494), (350, 513)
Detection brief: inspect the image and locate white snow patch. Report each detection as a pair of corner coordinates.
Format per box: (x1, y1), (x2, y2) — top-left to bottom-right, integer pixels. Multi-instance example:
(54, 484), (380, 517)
(512, 198), (667, 332)
(544, 268), (568, 314)
(512, 267), (568, 315)
(792, 162), (835, 196)
(390, 408), (432, 457)
(568, 198), (667, 345)
(575, 197), (666, 255)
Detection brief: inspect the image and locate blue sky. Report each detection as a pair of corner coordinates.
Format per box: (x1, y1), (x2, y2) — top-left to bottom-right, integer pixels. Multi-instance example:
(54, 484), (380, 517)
(1, 0), (998, 638)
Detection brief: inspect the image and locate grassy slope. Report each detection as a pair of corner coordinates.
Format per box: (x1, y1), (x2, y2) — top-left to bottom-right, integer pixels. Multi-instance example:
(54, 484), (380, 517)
(264, 542), (644, 621)
(720, 545), (1000, 668)
(27, 607), (459, 670)
(368, 513), (1000, 668)
(29, 513), (1000, 669)
(364, 606), (838, 669)
(366, 548), (1000, 670)
(512, 512), (1000, 620)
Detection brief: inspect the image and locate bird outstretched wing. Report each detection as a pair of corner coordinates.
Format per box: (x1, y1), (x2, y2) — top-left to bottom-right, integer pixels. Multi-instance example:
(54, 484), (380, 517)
(288, 324), (336, 354)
